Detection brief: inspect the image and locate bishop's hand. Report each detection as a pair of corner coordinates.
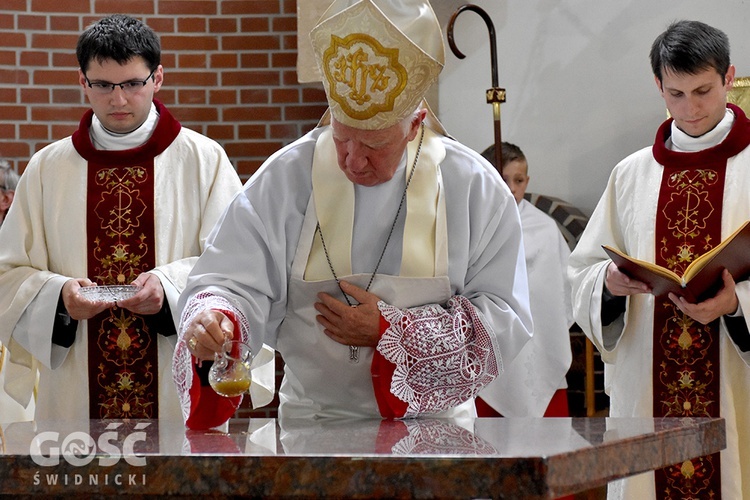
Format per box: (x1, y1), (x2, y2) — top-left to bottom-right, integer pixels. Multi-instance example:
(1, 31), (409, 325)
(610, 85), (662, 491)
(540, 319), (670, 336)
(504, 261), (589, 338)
(315, 280), (381, 347)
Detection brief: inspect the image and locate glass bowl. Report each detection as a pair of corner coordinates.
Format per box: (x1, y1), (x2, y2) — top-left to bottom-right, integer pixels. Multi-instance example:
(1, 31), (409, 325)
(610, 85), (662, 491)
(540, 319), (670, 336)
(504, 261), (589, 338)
(78, 284), (142, 302)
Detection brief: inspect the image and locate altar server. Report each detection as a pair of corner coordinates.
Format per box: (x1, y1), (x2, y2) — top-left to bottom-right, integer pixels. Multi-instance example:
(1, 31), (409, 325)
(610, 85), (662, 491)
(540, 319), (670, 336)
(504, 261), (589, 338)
(477, 142), (573, 418)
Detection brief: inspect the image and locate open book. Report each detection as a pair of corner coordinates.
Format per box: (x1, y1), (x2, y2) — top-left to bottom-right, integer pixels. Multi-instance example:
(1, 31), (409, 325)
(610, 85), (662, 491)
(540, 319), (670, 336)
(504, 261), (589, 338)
(603, 220), (750, 302)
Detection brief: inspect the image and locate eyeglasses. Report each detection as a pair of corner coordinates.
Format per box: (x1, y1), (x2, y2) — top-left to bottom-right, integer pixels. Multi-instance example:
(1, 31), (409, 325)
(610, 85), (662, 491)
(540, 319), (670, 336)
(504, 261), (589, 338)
(84, 69), (155, 95)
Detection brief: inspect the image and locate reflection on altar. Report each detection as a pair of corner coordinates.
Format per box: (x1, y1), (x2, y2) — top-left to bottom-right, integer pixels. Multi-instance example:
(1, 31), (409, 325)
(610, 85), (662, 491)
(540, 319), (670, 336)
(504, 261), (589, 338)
(0, 416), (724, 499)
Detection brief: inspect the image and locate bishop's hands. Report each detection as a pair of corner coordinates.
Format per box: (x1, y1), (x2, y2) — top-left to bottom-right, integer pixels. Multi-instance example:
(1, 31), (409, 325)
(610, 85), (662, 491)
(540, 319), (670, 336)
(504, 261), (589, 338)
(184, 310), (235, 361)
(315, 280), (381, 348)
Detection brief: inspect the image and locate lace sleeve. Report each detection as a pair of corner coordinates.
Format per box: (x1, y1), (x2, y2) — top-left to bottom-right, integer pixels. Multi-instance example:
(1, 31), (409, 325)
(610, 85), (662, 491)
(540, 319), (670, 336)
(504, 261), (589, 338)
(172, 291), (250, 425)
(376, 295), (500, 418)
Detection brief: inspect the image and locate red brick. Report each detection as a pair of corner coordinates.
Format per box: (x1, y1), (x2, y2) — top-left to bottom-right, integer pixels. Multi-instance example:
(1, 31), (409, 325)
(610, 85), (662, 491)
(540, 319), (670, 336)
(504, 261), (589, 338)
(177, 89), (207, 104)
(0, 32), (27, 48)
(271, 88), (299, 104)
(238, 124), (266, 139)
(177, 53), (207, 69)
(159, 1), (217, 15)
(224, 106), (280, 122)
(169, 106), (218, 123)
(52, 88), (84, 104)
(240, 17), (269, 33)
(206, 124), (235, 140)
(182, 122), (207, 135)
(210, 53), (238, 69)
(32, 33), (80, 50)
(282, 34), (297, 51)
(51, 124), (79, 139)
(209, 18), (237, 33)
(223, 0), (279, 15)
(161, 53), (177, 69)
(162, 35), (218, 51)
(21, 88), (49, 104)
(0, 14), (13, 29)
(209, 89), (238, 105)
(94, 0), (155, 15)
(33, 70), (78, 86)
(223, 35), (279, 52)
(52, 52), (78, 68)
(32, 105), (88, 122)
(271, 52), (297, 69)
(19, 124), (50, 139)
(302, 85), (326, 102)
(50, 15), (81, 31)
(282, 70), (300, 86)
(144, 17), (174, 34)
(167, 71), (218, 87)
(238, 88), (269, 104)
(0, 70), (30, 85)
(0, 51), (15, 66)
(269, 123), (298, 139)
(0, 141), (32, 157)
(3, 0), (28, 11)
(272, 16), (296, 33)
(178, 17), (207, 33)
(224, 70), (279, 87)
(236, 159), (262, 177)
(283, 0), (296, 15)
(17, 15), (47, 30)
(239, 53), (269, 69)
(20, 51), (49, 67)
(0, 123), (13, 136)
(285, 104), (328, 121)
(31, 0), (89, 13)
(0, 88), (16, 103)
(225, 139), (282, 159)
(156, 89), (176, 104)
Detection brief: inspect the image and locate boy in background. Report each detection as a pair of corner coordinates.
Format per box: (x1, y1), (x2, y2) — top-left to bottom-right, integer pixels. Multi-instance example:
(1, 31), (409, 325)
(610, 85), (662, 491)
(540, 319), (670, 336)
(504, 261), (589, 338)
(477, 142), (573, 417)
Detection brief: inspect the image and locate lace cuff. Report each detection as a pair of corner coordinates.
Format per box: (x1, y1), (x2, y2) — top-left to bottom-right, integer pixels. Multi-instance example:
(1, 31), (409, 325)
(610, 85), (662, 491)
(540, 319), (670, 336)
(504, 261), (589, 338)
(376, 295), (500, 418)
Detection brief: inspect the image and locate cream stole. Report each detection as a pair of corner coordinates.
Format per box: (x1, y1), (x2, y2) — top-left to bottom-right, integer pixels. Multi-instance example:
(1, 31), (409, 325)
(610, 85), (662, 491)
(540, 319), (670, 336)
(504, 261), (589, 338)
(305, 125), (447, 280)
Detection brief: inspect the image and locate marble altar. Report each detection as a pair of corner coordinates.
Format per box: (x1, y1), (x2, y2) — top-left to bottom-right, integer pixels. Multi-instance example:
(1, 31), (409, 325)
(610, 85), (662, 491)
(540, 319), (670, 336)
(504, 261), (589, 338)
(0, 416), (725, 498)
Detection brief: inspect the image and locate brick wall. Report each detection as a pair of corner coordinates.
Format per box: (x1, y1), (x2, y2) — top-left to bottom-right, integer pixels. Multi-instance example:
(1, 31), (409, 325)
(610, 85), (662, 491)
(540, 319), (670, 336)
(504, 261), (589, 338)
(0, 0), (328, 181)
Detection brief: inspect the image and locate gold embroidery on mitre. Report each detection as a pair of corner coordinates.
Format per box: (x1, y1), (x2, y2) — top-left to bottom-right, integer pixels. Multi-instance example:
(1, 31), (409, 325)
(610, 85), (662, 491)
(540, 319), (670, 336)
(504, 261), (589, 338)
(322, 33), (407, 120)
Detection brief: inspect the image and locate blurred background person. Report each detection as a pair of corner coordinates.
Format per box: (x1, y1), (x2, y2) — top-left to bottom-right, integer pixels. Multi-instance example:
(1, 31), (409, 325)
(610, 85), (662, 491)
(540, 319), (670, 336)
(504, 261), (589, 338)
(477, 142), (574, 418)
(0, 160), (19, 227)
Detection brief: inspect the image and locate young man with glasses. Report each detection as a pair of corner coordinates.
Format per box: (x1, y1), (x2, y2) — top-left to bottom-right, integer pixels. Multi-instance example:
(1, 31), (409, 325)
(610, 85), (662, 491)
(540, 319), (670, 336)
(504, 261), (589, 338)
(0, 14), (253, 423)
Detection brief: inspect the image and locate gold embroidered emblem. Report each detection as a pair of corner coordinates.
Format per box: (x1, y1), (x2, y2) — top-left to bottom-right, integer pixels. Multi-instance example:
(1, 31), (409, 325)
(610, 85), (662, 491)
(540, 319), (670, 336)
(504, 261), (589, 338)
(322, 33), (407, 120)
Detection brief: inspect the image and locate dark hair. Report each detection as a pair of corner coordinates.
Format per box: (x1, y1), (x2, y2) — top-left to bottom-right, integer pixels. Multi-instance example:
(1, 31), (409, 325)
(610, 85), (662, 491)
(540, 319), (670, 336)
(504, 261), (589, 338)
(76, 14), (161, 73)
(649, 20), (730, 84)
(481, 142), (526, 170)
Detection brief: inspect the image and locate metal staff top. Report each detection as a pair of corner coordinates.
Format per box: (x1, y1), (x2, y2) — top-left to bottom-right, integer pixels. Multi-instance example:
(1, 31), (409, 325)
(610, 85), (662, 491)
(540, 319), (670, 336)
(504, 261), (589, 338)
(447, 4), (505, 174)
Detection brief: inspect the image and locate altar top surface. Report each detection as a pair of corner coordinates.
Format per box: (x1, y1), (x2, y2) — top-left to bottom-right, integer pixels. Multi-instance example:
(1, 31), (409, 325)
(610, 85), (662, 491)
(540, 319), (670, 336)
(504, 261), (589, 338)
(0, 416), (725, 498)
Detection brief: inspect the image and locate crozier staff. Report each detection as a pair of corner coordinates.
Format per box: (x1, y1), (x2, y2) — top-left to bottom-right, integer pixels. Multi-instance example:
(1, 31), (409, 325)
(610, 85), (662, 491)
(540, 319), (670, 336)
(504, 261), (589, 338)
(174, 0), (532, 428)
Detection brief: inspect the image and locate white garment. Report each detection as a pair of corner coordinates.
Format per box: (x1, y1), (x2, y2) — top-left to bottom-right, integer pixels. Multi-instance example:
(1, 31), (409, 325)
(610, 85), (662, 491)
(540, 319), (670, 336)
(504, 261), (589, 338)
(0, 344), (34, 423)
(178, 123), (533, 420)
(479, 199), (573, 416)
(0, 120), (243, 422)
(568, 131), (750, 498)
